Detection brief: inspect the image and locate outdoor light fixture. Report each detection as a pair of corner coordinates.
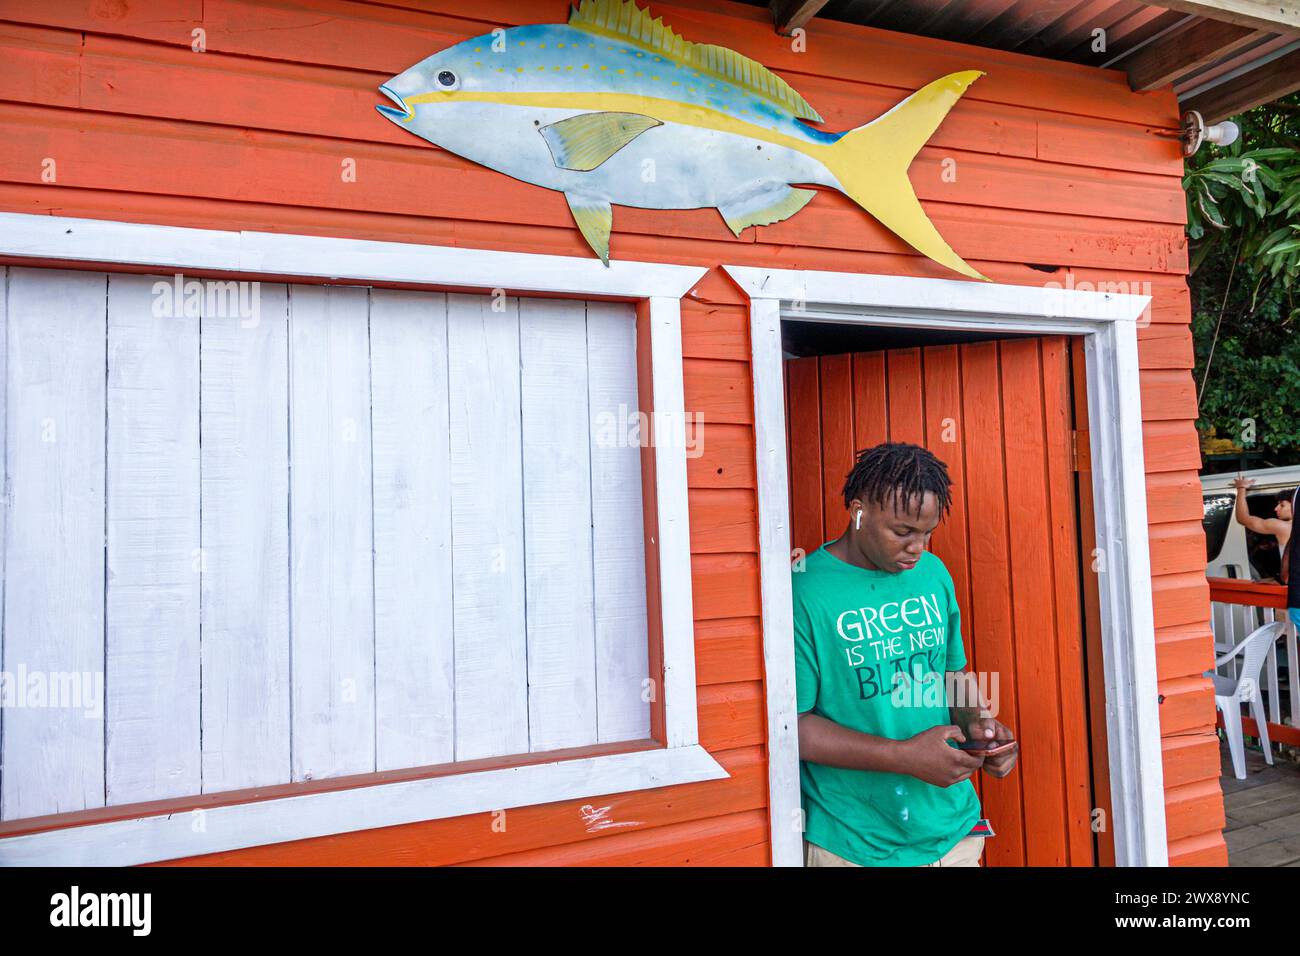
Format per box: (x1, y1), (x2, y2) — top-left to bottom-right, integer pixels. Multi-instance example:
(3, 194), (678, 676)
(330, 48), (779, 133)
(1179, 109), (1241, 157)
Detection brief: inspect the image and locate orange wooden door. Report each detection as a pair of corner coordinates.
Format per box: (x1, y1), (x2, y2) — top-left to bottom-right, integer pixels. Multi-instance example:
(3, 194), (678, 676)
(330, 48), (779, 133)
(785, 336), (1103, 867)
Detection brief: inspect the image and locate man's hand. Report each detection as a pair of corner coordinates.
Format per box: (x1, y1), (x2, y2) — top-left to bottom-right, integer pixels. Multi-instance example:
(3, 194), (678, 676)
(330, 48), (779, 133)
(1233, 476), (1254, 492)
(899, 725), (985, 788)
(961, 715), (1018, 778)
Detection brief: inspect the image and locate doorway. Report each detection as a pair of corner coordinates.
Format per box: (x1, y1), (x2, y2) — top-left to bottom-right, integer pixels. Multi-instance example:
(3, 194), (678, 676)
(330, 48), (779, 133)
(727, 263), (1165, 867)
(782, 326), (1108, 866)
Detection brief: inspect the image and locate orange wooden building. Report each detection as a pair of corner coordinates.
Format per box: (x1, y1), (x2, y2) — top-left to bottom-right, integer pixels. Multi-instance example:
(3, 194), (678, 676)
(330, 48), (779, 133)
(2, 0), (1278, 867)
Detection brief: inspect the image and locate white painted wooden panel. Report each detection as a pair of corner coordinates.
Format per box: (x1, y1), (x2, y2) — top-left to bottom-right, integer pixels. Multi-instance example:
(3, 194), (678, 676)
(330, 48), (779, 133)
(200, 284), (291, 791)
(586, 302), (651, 743)
(0, 267), (657, 822)
(1, 268), (107, 820)
(0, 225), (708, 858)
(368, 289), (455, 770)
(104, 274), (201, 805)
(288, 285), (375, 781)
(447, 293), (529, 762)
(520, 298), (597, 752)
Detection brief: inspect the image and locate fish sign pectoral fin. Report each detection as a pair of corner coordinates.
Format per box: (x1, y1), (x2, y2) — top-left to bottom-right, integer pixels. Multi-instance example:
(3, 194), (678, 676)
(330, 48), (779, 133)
(718, 184), (818, 238)
(540, 112), (663, 172)
(565, 192), (614, 266)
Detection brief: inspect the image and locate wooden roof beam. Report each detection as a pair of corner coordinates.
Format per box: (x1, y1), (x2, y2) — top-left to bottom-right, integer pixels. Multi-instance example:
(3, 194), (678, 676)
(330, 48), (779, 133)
(1137, 0), (1300, 33)
(1181, 46), (1300, 119)
(1125, 19), (1261, 90)
(770, 0), (831, 36)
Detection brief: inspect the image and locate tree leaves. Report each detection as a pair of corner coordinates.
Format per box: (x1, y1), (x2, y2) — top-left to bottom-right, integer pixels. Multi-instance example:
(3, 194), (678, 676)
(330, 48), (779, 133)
(1184, 99), (1300, 296)
(1189, 93), (1300, 457)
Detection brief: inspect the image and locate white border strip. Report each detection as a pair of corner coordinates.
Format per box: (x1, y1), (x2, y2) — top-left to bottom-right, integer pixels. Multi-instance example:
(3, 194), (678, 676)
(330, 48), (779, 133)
(726, 264), (1168, 867)
(647, 296), (701, 749)
(724, 266), (1150, 324)
(0, 212), (704, 300)
(0, 212), (719, 866)
(749, 298), (803, 867)
(1084, 321), (1165, 865)
(0, 746), (726, 867)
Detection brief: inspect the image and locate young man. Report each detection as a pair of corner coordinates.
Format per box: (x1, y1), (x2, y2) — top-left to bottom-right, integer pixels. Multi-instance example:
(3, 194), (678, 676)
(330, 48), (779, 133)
(1231, 476), (1292, 576)
(793, 442), (1018, 867)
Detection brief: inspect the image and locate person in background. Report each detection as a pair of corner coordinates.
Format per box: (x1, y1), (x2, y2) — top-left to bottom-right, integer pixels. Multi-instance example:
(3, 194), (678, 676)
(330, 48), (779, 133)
(1286, 487), (1300, 638)
(1232, 477), (1292, 580)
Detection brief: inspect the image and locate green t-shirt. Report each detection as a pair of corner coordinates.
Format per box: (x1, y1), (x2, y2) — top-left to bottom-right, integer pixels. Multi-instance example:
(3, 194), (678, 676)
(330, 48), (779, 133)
(793, 543), (981, 866)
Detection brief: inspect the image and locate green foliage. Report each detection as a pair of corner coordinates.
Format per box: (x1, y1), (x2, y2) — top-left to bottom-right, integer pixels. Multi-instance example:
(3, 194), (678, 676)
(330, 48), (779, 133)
(1188, 94), (1300, 460)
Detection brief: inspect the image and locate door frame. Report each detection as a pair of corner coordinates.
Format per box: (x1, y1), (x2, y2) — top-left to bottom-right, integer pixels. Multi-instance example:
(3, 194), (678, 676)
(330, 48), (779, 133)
(725, 264), (1166, 868)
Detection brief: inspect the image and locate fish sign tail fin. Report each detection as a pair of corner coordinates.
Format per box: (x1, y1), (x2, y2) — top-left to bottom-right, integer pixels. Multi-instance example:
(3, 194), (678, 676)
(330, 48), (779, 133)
(825, 70), (988, 281)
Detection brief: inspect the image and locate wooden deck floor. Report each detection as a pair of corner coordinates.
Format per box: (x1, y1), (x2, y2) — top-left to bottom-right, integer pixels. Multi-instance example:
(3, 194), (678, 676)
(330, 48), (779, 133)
(1221, 739), (1300, 866)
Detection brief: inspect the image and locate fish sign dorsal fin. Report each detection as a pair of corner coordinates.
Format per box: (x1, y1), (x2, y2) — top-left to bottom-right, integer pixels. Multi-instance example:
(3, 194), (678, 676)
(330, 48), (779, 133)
(568, 0), (824, 123)
(540, 111), (663, 171)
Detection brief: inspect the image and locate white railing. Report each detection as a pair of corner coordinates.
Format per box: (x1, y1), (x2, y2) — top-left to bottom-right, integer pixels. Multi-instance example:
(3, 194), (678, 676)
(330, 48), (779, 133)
(1209, 578), (1298, 742)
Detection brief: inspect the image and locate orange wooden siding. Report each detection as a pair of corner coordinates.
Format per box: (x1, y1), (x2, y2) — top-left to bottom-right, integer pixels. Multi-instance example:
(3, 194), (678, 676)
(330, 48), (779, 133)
(0, 0), (1219, 865)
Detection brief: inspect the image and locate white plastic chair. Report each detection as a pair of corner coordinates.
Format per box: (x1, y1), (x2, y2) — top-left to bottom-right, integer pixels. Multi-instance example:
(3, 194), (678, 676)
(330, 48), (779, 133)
(1210, 621), (1287, 780)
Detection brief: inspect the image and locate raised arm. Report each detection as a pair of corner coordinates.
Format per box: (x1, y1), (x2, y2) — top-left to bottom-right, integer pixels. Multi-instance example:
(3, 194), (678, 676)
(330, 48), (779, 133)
(1234, 477), (1286, 535)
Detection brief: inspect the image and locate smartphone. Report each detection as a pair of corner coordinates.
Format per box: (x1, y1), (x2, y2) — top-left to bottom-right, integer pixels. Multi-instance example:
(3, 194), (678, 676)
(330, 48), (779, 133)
(957, 738), (1017, 756)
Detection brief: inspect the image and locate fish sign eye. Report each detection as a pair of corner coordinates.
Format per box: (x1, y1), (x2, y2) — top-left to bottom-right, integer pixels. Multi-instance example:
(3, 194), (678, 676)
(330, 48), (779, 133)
(435, 70), (459, 91)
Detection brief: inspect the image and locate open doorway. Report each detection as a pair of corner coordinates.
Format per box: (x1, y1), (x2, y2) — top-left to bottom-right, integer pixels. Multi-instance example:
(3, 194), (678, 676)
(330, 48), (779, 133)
(726, 263), (1164, 867)
(781, 320), (1110, 866)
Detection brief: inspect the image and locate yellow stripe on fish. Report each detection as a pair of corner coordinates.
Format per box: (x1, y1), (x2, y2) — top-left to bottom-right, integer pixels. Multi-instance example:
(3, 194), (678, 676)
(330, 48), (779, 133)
(401, 91), (840, 162)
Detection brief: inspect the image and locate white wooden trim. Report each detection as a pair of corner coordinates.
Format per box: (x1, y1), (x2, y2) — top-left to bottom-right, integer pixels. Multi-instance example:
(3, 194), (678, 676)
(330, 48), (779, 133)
(0, 212), (704, 300)
(0, 269), (6, 818)
(728, 263), (1168, 868)
(0, 745), (727, 867)
(749, 298), (803, 867)
(1084, 321), (1168, 866)
(724, 266), (1150, 325)
(0, 214), (716, 865)
(647, 296), (700, 749)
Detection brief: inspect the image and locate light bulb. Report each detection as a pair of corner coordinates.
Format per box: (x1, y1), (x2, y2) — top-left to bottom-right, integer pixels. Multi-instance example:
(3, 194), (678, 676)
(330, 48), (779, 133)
(1206, 120), (1240, 148)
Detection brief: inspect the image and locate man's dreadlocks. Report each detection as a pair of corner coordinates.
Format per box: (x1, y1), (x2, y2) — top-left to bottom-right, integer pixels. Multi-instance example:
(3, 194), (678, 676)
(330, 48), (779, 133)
(841, 442), (953, 518)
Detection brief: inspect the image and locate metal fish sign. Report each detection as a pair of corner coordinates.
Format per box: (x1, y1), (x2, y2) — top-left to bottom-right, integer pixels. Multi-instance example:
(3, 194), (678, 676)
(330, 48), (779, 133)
(377, 0), (986, 279)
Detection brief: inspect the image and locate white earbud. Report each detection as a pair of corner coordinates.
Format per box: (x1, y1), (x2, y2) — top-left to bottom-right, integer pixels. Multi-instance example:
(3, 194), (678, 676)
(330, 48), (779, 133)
(855, 511), (862, 531)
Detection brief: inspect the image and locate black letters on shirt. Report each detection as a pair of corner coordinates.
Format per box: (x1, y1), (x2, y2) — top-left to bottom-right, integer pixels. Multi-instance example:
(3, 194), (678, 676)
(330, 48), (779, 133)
(854, 648), (948, 702)
(855, 665), (882, 701)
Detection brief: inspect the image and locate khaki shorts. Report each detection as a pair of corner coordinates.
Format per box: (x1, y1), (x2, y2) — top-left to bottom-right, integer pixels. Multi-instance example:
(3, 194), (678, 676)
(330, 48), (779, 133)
(804, 835), (985, 868)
